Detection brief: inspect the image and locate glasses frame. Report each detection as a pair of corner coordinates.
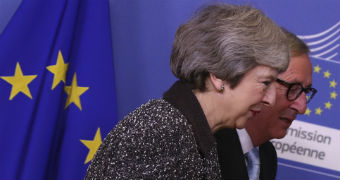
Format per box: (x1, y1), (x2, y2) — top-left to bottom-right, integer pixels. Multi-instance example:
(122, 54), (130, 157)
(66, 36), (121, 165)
(276, 78), (317, 103)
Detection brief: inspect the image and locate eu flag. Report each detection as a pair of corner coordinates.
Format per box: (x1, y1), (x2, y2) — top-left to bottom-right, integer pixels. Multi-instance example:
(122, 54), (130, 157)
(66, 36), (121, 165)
(0, 0), (118, 179)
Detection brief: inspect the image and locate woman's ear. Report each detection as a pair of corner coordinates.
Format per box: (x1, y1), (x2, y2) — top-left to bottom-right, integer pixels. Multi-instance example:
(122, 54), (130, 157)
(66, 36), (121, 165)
(209, 73), (225, 92)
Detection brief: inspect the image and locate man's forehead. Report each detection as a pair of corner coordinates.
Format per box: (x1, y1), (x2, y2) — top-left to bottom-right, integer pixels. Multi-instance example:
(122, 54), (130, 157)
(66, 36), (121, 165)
(277, 55), (313, 85)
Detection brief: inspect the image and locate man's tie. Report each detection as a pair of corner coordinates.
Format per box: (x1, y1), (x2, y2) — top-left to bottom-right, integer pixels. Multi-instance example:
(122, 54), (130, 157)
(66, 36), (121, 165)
(245, 147), (260, 180)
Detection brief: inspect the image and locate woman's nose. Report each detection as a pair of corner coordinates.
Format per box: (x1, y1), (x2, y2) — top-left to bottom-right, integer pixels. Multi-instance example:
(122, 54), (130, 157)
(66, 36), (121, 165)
(262, 84), (276, 106)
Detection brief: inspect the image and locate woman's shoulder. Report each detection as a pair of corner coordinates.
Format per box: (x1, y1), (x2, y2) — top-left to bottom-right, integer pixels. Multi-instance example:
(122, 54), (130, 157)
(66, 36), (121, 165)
(87, 99), (204, 179)
(102, 99), (192, 142)
(104, 98), (195, 150)
(120, 98), (189, 128)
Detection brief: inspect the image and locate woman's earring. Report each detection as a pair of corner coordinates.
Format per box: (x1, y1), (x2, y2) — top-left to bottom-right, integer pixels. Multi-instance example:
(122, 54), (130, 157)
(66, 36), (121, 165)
(220, 84), (224, 92)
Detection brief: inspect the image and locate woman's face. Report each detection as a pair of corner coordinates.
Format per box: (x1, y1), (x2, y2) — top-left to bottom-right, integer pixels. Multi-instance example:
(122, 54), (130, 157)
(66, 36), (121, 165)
(222, 65), (278, 129)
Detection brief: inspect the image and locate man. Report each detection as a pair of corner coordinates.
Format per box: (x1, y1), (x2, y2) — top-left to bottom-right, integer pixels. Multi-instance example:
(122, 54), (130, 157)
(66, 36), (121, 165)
(215, 28), (317, 179)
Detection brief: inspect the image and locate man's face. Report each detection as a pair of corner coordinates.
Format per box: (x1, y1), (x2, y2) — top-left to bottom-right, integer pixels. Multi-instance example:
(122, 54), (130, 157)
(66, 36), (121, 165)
(248, 54), (313, 139)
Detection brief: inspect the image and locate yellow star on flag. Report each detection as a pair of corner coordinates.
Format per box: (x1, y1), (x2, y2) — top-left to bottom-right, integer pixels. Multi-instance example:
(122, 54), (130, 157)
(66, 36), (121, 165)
(314, 65), (321, 73)
(304, 108), (311, 116)
(324, 101), (332, 109)
(46, 50), (69, 90)
(329, 80), (337, 88)
(80, 128), (102, 164)
(323, 70), (331, 78)
(0, 62), (37, 100)
(64, 73), (89, 110)
(315, 107), (322, 115)
(330, 91), (338, 99)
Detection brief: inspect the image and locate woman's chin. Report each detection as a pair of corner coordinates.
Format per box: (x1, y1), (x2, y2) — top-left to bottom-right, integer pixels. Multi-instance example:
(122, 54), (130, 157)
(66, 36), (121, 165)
(235, 118), (247, 129)
(235, 112), (253, 129)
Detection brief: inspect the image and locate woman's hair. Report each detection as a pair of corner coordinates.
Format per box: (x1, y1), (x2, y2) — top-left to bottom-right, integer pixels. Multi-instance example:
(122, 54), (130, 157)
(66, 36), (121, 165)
(281, 27), (310, 57)
(170, 4), (290, 90)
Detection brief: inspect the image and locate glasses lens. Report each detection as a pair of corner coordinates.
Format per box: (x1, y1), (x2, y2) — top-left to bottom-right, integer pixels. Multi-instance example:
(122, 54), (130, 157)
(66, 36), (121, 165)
(288, 84), (302, 100)
(305, 88), (316, 103)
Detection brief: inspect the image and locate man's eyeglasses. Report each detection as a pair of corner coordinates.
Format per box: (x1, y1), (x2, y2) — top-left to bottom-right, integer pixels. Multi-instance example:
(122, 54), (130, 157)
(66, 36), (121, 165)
(276, 78), (317, 103)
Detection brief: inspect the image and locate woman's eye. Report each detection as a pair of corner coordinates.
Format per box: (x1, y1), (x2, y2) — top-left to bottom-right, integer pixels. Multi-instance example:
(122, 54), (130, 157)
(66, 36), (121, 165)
(262, 81), (272, 86)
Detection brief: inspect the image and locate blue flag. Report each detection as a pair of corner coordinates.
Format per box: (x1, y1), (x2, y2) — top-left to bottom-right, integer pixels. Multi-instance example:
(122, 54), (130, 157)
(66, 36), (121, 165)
(0, 0), (118, 179)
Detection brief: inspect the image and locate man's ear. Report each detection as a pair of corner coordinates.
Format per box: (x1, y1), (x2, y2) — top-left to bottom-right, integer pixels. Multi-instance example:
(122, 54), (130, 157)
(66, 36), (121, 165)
(209, 73), (225, 92)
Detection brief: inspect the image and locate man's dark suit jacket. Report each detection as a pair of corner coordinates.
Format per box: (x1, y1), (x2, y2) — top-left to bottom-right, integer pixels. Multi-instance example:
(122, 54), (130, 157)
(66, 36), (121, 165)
(214, 128), (277, 180)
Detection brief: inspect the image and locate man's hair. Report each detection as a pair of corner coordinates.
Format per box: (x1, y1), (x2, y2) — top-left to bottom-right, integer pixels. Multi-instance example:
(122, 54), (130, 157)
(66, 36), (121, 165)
(170, 4), (290, 91)
(281, 28), (310, 57)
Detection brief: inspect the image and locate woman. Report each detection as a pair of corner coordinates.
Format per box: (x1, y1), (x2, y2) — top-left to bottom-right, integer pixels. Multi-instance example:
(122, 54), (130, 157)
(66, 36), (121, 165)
(86, 4), (289, 179)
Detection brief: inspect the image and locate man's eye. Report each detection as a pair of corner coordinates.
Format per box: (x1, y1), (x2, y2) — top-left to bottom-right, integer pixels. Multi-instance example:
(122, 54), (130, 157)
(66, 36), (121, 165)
(290, 85), (300, 91)
(262, 81), (272, 86)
